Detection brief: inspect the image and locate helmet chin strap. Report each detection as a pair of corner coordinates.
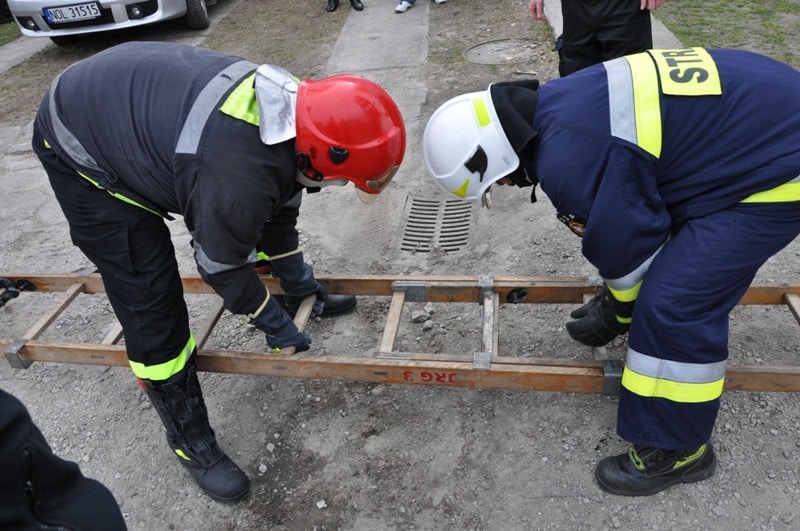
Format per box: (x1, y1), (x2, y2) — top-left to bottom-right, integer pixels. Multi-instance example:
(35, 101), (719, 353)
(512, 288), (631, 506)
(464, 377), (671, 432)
(295, 171), (348, 189)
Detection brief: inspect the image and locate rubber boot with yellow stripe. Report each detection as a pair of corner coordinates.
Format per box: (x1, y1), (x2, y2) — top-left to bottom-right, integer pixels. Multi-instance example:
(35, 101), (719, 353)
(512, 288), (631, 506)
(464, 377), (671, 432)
(140, 358), (250, 503)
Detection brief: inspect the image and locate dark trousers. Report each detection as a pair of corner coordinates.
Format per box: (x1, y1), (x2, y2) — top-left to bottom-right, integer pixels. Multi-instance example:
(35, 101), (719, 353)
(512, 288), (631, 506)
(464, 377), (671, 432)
(0, 389), (127, 530)
(33, 127), (190, 369)
(619, 201), (800, 448)
(559, 0), (652, 76)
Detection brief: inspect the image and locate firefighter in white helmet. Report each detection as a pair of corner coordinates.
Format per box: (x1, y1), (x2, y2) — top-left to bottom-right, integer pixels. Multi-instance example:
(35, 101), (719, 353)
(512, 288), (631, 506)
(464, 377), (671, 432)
(423, 48), (800, 496)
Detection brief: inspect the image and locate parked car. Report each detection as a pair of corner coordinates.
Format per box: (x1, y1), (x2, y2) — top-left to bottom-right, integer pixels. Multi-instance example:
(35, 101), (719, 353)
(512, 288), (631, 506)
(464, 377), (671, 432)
(7, 0), (213, 44)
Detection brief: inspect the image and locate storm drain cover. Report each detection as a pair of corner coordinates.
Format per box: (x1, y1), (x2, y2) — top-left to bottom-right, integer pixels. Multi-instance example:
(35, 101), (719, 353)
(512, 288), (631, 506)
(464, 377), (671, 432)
(401, 196), (473, 253)
(463, 38), (538, 65)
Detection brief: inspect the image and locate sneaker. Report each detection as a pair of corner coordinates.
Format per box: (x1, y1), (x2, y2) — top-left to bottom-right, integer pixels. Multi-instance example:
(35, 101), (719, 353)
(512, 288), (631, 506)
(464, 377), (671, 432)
(395, 0), (414, 12)
(595, 443), (717, 496)
(433, 0), (447, 4)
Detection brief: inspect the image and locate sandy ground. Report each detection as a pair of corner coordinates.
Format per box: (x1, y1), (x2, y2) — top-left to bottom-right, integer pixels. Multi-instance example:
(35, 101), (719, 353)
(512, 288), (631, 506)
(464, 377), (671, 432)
(2, 0), (800, 529)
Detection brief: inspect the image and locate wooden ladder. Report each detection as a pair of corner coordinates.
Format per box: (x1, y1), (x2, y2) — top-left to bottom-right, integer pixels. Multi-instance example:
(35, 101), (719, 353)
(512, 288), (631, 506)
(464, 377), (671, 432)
(2, 271), (800, 395)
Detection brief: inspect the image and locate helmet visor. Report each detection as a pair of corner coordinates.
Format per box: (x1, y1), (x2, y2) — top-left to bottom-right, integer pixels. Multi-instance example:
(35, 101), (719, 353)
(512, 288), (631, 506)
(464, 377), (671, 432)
(354, 165), (400, 204)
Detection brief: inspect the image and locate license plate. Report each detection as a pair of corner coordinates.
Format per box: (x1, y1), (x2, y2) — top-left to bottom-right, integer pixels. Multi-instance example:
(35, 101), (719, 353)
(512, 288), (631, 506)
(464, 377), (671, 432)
(43, 2), (101, 23)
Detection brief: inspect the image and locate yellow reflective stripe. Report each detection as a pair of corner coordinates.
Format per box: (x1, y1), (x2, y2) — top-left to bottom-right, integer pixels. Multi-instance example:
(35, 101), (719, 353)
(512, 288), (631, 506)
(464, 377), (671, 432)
(621, 366), (724, 403)
(607, 281), (641, 303)
(256, 251), (270, 262)
(219, 73), (260, 126)
(245, 293), (270, 322)
(625, 53), (662, 158)
(473, 97), (490, 127)
(175, 449), (191, 461)
(129, 335), (197, 381)
(674, 444), (707, 469)
(268, 248), (302, 261)
(741, 180), (800, 203)
(647, 48), (722, 96)
(76, 170), (163, 218)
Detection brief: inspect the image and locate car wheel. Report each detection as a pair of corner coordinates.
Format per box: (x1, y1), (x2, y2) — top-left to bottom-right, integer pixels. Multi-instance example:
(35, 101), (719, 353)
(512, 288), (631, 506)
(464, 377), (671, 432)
(50, 35), (77, 46)
(185, 0), (209, 29)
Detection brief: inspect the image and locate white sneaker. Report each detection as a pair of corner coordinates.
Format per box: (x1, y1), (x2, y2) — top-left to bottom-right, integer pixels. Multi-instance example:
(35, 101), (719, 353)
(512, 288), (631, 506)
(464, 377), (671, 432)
(433, 0), (447, 4)
(395, 0), (414, 12)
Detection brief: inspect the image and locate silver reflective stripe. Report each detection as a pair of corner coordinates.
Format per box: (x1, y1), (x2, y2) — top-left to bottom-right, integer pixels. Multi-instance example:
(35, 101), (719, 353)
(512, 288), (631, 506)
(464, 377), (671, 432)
(604, 57), (637, 146)
(48, 74), (107, 178)
(192, 238), (258, 275)
(626, 348), (727, 384)
(605, 239), (668, 292)
(176, 60), (257, 155)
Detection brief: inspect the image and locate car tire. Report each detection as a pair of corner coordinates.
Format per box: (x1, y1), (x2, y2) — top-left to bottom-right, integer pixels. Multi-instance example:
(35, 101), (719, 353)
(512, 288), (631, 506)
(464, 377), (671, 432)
(185, 0), (209, 29)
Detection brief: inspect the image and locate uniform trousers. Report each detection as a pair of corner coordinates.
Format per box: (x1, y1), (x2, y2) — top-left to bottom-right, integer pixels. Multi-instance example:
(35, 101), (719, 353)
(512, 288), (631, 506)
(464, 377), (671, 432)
(619, 201), (800, 448)
(33, 127), (190, 370)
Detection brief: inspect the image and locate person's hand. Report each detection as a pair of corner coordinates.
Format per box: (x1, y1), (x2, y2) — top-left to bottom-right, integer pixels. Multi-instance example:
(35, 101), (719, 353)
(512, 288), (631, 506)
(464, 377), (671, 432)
(0, 277), (20, 308)
(250, 296), (312, 353)
(641, 0), (667, 11)
(570, 285), (607, 319)
(268, 253), (326, 318)
(529, 0), (545, 20)
(566, 287), (631, 347)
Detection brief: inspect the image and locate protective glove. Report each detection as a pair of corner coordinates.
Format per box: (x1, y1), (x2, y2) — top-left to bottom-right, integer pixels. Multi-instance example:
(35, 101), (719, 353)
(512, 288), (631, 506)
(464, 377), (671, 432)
(269, 253), (326, 318)
(566, 287), (632, 347)
(0, 277), (20, 308)
(570, 284), (607, 319)
(250, 296), (312, 353)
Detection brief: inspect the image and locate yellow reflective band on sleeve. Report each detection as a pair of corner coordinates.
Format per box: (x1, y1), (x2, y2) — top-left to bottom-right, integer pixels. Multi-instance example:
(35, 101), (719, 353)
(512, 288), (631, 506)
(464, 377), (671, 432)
(128, 335), (197, 381)
(624, 53), (662, 158)
(268, 248), (302, 261)
(245, 293), (270, 322)
(607, 281), (641, 303)
(219, 73), (260, 126)
(621, 366), (724, 404)
(740, 180), (800, 203)
(473, 97), (491, 127)
(647, 48), (722, 96)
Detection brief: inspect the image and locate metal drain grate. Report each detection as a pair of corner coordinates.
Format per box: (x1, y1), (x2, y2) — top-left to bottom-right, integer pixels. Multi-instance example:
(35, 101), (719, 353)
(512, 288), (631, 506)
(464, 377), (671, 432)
(401, 196), (473, 253)
(463, 38), (538, 65)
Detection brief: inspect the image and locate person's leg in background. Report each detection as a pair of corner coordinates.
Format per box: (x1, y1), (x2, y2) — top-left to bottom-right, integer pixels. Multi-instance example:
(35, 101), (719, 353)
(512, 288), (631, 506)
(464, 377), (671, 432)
(0, 389), (127, 530)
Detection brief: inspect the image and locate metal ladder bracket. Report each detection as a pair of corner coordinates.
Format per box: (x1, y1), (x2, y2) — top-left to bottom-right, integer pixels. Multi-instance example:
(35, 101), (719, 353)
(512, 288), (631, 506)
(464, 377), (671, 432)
(602, 358), (624, 395)
(391, 280), (427, 303)
(5, 339), (33, 369)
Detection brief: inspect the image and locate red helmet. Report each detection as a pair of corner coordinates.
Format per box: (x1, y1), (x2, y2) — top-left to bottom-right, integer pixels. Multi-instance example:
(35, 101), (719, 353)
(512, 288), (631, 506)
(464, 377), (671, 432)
(295, 74), (406, 203)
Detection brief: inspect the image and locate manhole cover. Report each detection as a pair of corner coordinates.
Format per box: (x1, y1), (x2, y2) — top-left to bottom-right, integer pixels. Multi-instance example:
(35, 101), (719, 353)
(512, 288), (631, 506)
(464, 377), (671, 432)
(401, 196), (473, 253)
(463, 38), (538, 65)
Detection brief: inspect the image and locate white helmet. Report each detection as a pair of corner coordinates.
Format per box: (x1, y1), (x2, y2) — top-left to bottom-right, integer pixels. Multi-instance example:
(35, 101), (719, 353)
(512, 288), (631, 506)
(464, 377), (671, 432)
(422, 89), (519, 208)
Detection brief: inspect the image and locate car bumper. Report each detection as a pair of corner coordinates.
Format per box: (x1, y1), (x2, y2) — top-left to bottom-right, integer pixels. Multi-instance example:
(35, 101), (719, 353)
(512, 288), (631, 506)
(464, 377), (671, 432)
(7, 0), (188, 37)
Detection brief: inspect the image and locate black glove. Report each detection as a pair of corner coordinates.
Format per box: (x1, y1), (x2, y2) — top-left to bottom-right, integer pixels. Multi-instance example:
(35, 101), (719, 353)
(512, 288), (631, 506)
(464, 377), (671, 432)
(250, 296), (312, 353)
(0, 278), (20, 308)
(269, 253), (326, 318)
(566, 287), (631, 347)
(570, 285), (607, 319)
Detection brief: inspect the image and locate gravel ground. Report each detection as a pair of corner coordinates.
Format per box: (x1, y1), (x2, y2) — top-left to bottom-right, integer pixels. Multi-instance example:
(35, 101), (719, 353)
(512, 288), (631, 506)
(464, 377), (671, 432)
(1, 0), (800, 529)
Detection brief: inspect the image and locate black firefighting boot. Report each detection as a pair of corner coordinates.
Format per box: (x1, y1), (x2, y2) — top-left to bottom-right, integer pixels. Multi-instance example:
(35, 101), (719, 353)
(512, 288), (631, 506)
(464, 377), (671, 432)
(140, 358), (250, 503)
(595, 443), (717, 496)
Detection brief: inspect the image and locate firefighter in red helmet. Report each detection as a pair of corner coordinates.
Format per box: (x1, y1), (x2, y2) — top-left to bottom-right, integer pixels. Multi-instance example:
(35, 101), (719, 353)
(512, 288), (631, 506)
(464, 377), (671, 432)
(32, 41), (406, 503)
